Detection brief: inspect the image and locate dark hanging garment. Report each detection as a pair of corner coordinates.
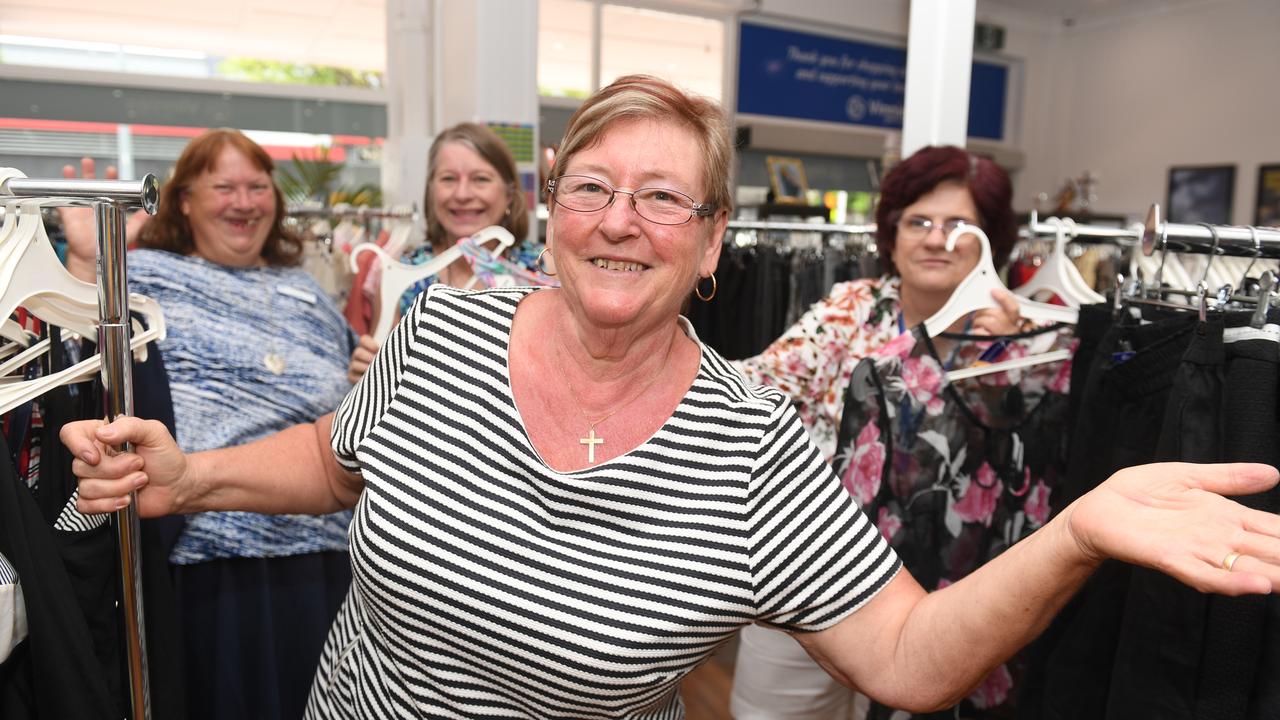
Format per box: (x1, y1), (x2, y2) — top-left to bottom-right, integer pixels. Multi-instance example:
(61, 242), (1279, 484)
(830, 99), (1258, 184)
(1018, 309), (1200, 720)
(1104, 314), (1227, 720)
(1020, 311), (1280, 720)
(0, 329), (184, 719)
(1196, 324), (1279, 720)
(0, 434), (116, 718)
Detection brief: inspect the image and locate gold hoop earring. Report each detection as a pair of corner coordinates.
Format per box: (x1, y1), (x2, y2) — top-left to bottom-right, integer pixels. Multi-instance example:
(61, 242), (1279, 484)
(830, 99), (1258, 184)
(536, 247), (557, 276)
(694, 273), (717, 302)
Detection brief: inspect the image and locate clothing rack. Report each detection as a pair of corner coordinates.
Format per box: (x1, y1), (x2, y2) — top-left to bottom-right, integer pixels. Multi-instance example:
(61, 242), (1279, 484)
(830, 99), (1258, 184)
(725, 219), (877, 253)
(1025, 210), (1143, 244)
(726, 219), (876, 234)
(0, 173), (158, 720)
(1143, 203), (1280, 258)
(287, 204), (419, 220)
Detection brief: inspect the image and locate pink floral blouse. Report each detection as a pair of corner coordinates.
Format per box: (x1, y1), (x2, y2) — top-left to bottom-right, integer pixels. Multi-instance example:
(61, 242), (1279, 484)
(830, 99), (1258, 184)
(833, 324), (1074, 718)
(734, 276), (903, 461)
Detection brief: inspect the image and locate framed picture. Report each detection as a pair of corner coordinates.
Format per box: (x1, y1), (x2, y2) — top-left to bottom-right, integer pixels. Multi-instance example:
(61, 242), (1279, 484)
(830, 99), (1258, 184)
(766, 156), (809, 204)
(1166, 165), (1235, 225)
(1254, 164), (1280, 227)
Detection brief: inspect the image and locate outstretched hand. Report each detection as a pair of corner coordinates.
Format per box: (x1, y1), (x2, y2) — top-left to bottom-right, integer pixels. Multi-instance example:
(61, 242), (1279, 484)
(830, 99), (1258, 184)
(60, 416), (192, 518)
(1066, 462), (1280, 595)
(57, 158), (152, 283)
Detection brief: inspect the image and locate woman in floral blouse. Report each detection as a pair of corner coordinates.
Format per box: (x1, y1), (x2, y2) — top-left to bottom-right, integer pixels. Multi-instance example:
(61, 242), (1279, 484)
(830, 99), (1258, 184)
(731, 145), (1034, 720)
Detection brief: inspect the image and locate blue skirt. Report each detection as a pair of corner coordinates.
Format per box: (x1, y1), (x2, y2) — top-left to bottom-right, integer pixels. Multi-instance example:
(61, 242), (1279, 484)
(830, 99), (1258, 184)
(173, 551), (351, 720)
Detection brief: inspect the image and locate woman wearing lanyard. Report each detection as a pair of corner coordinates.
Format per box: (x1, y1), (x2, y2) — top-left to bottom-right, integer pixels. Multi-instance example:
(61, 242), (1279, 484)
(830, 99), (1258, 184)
(731, 145), (1026, 719)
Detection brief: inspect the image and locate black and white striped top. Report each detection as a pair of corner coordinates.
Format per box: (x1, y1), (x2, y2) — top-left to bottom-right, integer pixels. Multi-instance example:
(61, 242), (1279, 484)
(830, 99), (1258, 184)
(307, 286), (901, 719)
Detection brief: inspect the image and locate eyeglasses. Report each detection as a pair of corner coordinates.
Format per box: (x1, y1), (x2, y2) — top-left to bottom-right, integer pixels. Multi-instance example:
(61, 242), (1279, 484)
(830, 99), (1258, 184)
(898, 216), (974, 240)
(546, 175), (715, 226)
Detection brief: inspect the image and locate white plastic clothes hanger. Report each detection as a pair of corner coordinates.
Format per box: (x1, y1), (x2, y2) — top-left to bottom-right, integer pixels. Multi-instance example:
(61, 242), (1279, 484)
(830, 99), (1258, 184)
(350, 225), (517, 343)
(924, 224), (1078, 338)
(0, 200), (164, 381)
(1014, 217), (1105, 307)
(0, 201), (103, 340)
(0, 293), (165, 416)
(380, 210), (419, 259)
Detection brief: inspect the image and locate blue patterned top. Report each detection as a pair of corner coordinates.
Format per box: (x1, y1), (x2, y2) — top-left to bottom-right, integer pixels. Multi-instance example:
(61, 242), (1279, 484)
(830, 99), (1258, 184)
(129, 249), (356, 564)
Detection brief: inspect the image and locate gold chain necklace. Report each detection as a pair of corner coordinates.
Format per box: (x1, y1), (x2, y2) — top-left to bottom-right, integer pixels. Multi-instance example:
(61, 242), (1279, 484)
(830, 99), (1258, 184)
(553, 326), (673, 464)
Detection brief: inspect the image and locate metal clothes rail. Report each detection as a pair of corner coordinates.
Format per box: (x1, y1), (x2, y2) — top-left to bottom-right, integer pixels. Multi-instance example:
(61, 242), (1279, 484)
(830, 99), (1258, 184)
(0, 173), (159, 720)
(1024, 210), (1142, 244)
(1143, 203), (1280, 259)
(725, 219), (876, 234)
(287, 203), (418, 220)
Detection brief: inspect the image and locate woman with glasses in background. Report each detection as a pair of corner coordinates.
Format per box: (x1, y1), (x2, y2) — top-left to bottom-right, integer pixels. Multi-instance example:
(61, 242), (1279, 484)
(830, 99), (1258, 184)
(731, 145), (1031, 720)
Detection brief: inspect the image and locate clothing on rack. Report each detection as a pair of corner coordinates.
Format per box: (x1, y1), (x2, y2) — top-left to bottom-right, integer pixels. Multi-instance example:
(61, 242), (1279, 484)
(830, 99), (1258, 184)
(1017, 305), (1280, 720)
(688, 238), (872, 363)
(296, 222), (355, 310)
(0, 549), (23, 664)
(0, 326), (184, 720)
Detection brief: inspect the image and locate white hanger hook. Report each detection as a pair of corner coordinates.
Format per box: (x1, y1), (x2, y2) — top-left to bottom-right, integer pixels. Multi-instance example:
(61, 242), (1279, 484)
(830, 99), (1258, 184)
(945, 223), (993, 269)
(1048, 216), (1068, 253)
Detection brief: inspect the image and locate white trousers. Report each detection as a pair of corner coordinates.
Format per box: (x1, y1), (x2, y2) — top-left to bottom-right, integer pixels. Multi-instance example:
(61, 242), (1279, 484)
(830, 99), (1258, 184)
(730, 624), (868, 720)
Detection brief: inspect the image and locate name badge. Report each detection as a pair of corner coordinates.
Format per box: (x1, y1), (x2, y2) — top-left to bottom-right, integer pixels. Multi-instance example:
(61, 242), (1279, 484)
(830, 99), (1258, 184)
(276, 285), (318, 304)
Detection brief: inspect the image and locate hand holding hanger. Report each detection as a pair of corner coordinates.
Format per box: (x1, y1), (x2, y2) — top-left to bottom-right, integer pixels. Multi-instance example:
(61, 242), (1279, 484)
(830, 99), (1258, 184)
(57, 158), (151, 283)
(350, 225), (517, 344)
(924, 224), (1078, 338)
(925, 224), (1077, 382)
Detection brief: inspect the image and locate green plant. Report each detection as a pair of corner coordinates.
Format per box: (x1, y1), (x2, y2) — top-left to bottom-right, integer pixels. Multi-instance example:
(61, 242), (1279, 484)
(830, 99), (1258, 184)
(276, 146), (381, 207)
(217, 58), (383, 88)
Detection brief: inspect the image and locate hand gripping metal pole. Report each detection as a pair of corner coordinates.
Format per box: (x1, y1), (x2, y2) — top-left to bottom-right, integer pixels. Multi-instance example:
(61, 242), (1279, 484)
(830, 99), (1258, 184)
(1, 172), (158, 720)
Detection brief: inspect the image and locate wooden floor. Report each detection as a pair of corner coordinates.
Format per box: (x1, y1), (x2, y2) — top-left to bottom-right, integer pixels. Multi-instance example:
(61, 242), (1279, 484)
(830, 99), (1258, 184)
(679, 636), (737, 720)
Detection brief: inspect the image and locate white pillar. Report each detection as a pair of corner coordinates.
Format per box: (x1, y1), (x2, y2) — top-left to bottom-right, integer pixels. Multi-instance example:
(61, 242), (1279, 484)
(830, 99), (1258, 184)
(436, 0), (539, 130)
(383, 0), (539, 234)
(383, 0), (435, 209)
(901, 0), (976, 156)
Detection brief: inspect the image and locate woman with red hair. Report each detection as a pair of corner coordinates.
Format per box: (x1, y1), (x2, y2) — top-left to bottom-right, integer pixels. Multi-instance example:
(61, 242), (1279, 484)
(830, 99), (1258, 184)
(732, 146), (1031, 720)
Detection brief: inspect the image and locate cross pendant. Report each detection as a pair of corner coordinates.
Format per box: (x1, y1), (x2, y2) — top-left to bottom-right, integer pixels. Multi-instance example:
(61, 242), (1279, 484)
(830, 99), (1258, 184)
(580, 426), (604, 464)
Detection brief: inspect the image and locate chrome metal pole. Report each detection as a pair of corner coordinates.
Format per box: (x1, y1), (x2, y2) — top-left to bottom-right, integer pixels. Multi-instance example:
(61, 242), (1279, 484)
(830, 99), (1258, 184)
(1144, 203), (1280, 257)
(726, 220), (877, 233)
(95, 200), (150, 720)
(0, 176), (158, 213)
(0, 173), (157, 719)
(1026, 210), (1142, 243)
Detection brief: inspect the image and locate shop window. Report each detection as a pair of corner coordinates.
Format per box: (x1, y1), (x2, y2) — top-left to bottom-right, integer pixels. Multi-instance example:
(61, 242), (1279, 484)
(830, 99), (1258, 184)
(538, 0), (595, 99)
(600, 5), (723, 100)
(0, 6), (385, 90)
(538, 2), (725, 102)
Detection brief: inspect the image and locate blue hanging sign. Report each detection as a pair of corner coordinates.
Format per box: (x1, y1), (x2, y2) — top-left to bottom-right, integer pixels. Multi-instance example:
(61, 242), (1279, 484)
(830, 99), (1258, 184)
(737, 22), (1008, 141)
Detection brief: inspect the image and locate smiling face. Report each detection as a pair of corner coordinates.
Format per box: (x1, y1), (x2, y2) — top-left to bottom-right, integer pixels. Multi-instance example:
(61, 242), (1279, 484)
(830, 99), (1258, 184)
(430, 141), (512, 246)
(890, 180), (984, 298)
(181, 144), (277, 267)
(549, 117), (725, 334)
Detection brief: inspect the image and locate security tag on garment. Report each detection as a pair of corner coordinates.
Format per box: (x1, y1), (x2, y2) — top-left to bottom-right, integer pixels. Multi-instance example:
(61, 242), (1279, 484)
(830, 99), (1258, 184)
(276, 285), (318, 305)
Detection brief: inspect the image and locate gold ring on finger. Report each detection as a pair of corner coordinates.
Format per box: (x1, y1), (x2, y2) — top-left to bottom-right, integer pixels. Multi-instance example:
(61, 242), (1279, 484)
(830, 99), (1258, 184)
(1222, 551), (1242, 572)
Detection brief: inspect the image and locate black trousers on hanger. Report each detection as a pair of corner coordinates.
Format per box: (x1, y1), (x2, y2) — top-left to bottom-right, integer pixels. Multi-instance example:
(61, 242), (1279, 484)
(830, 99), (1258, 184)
(1018, 308), (1199, 719)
